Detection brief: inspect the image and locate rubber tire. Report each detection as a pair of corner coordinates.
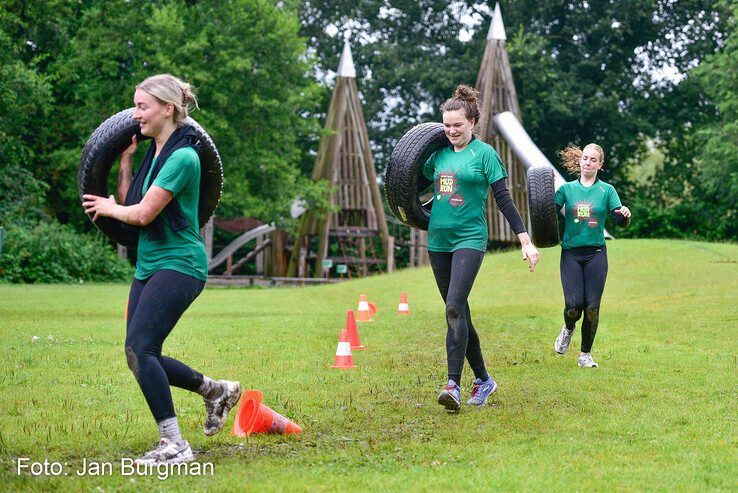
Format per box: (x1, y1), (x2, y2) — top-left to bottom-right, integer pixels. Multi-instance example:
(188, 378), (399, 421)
(77, 108), (223, 249)
(384, 123), (449, 230)
(527, 166), (560, 248)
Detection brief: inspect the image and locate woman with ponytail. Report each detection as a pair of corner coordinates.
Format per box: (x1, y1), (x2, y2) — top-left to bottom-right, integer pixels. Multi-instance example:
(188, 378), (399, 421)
(82, 74), (240, 464)
(553, 144), (631, 367)
(422, 84), (540, 411)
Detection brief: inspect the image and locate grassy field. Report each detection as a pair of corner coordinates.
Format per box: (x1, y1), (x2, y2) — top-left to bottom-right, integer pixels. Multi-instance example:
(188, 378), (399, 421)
(1, 239), (736, 492)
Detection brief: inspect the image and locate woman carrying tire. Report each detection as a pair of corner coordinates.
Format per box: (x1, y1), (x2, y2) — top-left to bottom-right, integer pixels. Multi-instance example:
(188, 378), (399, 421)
(82, 74), (240, 464)
(552, 144), (631, 367)
(423, 85), (540, 411)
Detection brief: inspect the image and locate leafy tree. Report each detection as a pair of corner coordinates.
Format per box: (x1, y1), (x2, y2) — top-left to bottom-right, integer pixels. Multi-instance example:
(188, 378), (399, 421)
(299, 1), (728, 178)
(2, 0), (328, 230)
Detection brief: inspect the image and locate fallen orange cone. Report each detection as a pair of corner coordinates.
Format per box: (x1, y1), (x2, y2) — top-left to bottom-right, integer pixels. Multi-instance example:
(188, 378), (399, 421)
(231, 390), (302, 436)
(356, 293), (376, 322)
(344, 309), (365, 350)
(397, 291), (410, 315)
(330, 329), (357, 369)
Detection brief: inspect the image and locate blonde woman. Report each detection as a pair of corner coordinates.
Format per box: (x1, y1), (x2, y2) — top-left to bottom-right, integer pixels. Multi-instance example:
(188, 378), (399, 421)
(83, 74), (240, 464)
(553, 144), (631, 367)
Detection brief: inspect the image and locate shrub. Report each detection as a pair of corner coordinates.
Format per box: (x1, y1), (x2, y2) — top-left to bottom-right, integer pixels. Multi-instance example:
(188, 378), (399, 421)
(0, 221), (131, 283)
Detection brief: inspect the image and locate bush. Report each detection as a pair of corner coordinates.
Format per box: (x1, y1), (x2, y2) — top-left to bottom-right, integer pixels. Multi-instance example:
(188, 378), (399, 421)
(0, 221), (132, 283)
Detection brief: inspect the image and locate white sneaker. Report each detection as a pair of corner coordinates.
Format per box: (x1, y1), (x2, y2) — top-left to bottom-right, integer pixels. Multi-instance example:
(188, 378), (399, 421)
(204, 380), (242, 436)
(578, 352), (598, 368)
(554, 325), (572, 354)
(134, 438), (194, 465)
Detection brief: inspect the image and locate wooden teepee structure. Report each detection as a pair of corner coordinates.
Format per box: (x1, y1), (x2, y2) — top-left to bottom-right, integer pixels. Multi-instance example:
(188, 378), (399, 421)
(287, 41), (394, 278)
(475, 3), (529, 242)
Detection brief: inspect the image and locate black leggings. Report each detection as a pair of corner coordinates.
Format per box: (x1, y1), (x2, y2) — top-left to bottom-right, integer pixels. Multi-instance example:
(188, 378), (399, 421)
(428, 249), (487, 386)
(125, 269), (205, 422)
(560, 247), (608, 353)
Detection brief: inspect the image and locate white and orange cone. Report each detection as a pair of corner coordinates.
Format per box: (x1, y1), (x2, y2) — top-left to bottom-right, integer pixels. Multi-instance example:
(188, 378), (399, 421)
(345, 309), (365, 350)
(330, 329), (356, 369)
(356, 293), (376, 322)
(397, 291), (410, 315)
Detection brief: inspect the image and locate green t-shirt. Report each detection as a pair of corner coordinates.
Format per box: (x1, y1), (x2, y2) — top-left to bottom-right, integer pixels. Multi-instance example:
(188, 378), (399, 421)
(134, 147), (208, 281)
(555, 178), (622, 249)
(422, 138), (508, 252)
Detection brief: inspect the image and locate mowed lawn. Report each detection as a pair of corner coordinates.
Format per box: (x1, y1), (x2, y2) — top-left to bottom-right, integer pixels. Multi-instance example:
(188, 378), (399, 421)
(0, 239), (736, 492)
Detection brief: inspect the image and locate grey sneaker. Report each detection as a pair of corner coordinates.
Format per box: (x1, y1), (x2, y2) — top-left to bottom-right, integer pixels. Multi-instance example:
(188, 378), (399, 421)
(578, 352), (598, 368)
(204, 380), (242, 436)
(554, 325), (572, 354)
(134, 438), (194, 465)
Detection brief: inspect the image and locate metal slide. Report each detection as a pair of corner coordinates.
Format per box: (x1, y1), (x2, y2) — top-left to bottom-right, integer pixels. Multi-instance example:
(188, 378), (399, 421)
(492, 111), (612, 238)
(207, 223), (276, 271)
(493, 111), (567, 189)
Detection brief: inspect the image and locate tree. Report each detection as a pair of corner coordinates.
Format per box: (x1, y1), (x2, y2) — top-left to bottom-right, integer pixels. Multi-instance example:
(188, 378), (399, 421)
(299, 1), (729, 182)
(2, 0), (328, 229)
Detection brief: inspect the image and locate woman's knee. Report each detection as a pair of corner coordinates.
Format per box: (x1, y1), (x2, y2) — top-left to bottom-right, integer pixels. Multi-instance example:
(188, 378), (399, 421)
(565, 305), (584, 320)
(446, 303), (464, 322)
(585, 306), (600, 324)
(123, 338), (157, 379)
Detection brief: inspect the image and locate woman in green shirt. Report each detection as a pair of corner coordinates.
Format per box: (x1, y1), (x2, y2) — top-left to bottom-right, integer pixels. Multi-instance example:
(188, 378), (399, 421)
(82, 74), (240, 464)
(553, 143), (631, 367)
(423, 85), (540, 411)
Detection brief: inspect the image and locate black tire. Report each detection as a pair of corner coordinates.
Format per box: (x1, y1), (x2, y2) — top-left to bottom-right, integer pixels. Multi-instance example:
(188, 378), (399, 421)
(77, 108), (223, 249)
(527, 166), (560, 248)
(384, 123), (449, 230)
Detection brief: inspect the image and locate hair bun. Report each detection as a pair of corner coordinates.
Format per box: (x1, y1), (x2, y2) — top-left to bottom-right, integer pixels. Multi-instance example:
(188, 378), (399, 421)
(453, 84), (480, 103)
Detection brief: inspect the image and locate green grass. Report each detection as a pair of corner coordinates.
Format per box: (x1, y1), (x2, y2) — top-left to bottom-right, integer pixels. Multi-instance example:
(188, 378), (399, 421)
(1, 239), (736, 492)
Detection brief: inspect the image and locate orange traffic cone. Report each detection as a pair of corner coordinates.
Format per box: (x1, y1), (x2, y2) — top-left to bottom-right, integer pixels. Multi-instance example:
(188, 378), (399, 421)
(231, 389), (302, 437)
(330, 329), (357, 368)
(344, 309), (365, 350)
(397, 291), (410, 315)
(356, 294), (376, 322)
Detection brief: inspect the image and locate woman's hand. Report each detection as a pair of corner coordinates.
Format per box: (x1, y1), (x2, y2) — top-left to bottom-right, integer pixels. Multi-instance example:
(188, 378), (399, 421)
(522, 243), (540, 272)
(517, 232), (540, 272)
(120, 135), (138, 162)
(82, 194), (119, 221)
(615, 206), (631, 218)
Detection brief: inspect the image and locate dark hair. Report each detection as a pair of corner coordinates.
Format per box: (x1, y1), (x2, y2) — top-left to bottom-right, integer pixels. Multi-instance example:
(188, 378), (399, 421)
(440, 84), (481, 125)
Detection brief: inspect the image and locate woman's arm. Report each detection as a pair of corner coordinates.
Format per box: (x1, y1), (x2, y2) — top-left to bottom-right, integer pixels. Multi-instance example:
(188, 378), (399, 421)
(116, 136), (138, 203)
(82, 185), (173, 226)
(490, 178), (526, 234)
(490, 178), (540, 272)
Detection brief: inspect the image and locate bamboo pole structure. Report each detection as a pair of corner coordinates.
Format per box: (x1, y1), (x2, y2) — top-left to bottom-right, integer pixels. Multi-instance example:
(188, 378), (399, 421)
(475, 2), (529, 243)
(287, 41), (394, 278)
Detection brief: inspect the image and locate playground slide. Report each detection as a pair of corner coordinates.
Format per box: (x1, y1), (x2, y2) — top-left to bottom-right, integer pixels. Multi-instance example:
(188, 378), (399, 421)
(492, 111), (567, 189)
(207, 223), (276, 271)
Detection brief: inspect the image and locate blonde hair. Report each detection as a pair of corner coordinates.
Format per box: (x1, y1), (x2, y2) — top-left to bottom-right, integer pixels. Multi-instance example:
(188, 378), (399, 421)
(558, 143), (605, 175)
(440, 84), (482, 126)
(136, 74), (198, 126)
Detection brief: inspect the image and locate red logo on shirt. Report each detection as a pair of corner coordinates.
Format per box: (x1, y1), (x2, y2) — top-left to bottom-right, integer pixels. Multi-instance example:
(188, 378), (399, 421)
(449, 194), (464, 207)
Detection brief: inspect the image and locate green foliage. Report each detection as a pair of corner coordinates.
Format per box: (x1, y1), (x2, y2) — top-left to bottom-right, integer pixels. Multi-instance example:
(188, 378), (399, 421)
(0, 165), (50, 227)
(3, 0), (327, 229)
(0, 222), (131, 283)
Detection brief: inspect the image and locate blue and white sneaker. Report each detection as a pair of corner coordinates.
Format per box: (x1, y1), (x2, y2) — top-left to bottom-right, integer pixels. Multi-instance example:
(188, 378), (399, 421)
(437, 380), (461, 411)
(467, 377), (498, 406)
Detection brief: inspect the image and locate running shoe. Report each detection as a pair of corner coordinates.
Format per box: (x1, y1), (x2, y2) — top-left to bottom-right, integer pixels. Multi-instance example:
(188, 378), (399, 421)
(467, 377), (498, 406)
(578, 352), (598, 368)
(204, 380), (242, 436)
(437, 380), (461, 411)
(135, 438), (194, 465)
(554, 325), (573, 354)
